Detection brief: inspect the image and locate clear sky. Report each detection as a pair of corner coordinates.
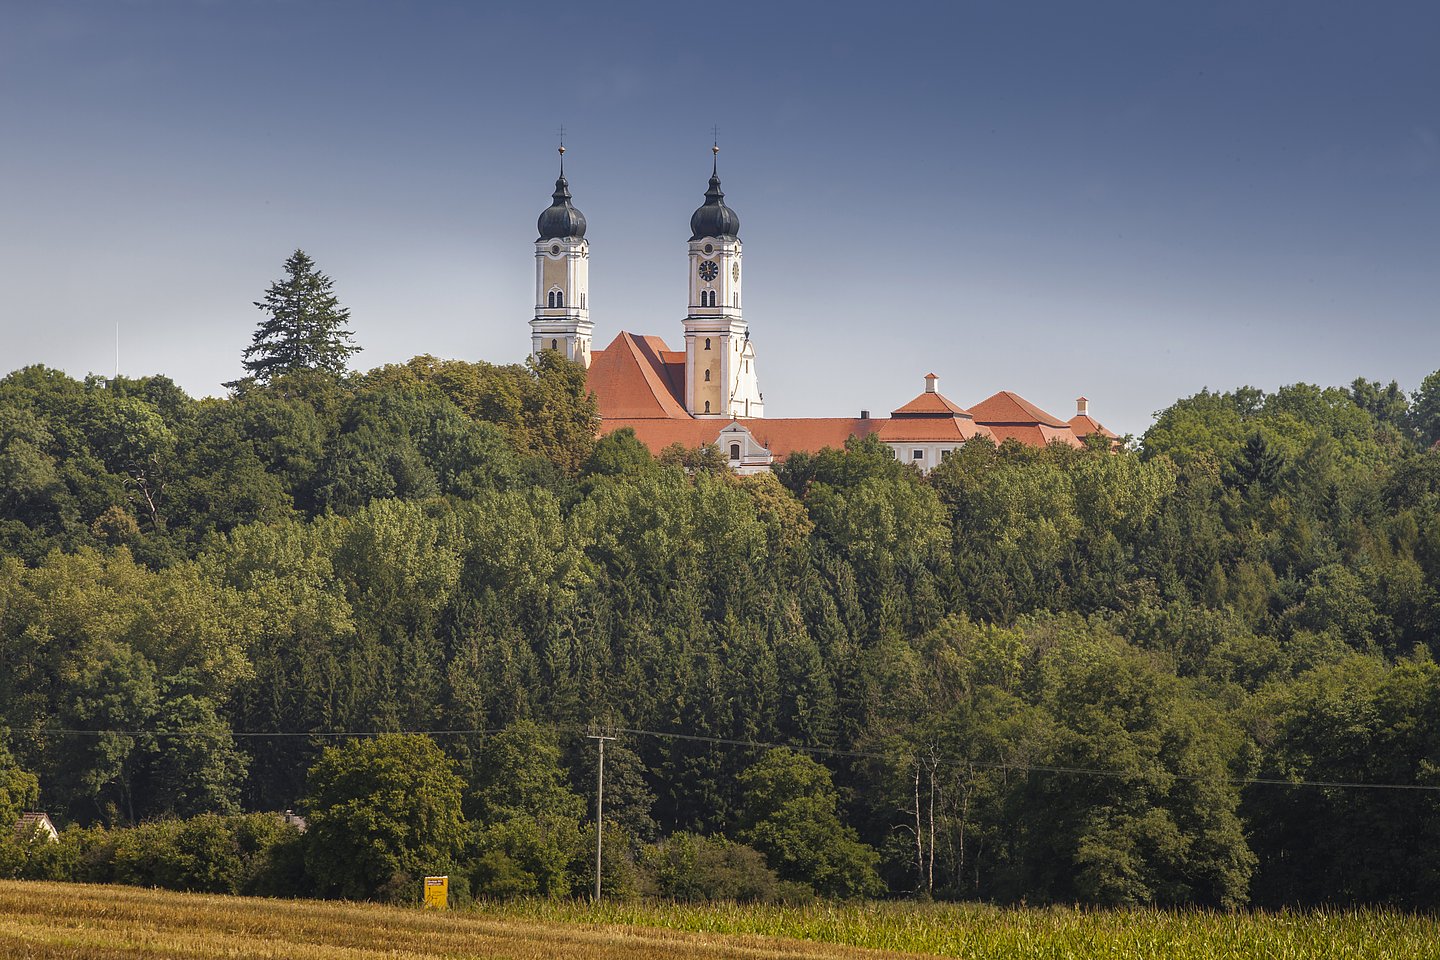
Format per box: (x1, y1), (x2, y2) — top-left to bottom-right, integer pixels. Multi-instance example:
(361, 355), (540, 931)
(2, 1), (1436, 437)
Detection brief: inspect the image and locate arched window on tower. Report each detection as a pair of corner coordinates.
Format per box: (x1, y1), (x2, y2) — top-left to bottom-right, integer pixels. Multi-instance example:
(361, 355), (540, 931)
(550, 339), (558, 351)
(732, 292), (739, 307)
(704, 369), (711, 382)
(579, 293), (586, 309)
(704, 401), (711, 413)
(547, 291), (556, 308)
(704, 338), (711, 350)
(555, 290), (563, 308)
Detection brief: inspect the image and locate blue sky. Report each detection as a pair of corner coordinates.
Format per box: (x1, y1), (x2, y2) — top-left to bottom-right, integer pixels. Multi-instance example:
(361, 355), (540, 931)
(2, 1), (1436, 437)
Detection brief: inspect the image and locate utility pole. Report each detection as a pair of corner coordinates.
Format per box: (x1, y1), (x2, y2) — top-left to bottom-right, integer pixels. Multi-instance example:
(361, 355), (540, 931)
(587, 733), (616, 903)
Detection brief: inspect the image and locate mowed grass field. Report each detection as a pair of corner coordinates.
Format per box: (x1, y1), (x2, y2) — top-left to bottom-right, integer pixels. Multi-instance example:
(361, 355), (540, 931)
(3, 880), (1439, 960)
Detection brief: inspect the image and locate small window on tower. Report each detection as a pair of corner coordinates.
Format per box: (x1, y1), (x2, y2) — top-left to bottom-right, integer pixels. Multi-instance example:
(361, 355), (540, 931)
(730, 443), (741, 461)
(555, 290), (563, 308)
(579, 293), (586, 309)
(704, 401), (711, 413)
(704, 369), (711, 382)
(547, 291), (556, 308)
(551, 339), (558, 350)
(704, 338), (711, 350)
(732, 292), (739, 307)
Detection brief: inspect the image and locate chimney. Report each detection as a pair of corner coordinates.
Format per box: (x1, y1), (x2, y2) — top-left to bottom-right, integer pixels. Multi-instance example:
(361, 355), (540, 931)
(859, 410), (870, 420)
(924, 373), (939, 394)
(1076, 396), (1089, 417)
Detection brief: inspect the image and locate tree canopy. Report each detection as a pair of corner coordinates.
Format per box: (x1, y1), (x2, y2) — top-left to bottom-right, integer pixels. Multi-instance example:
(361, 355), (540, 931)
(3, 357), (1440, 907)
(240, 249), (359, 383)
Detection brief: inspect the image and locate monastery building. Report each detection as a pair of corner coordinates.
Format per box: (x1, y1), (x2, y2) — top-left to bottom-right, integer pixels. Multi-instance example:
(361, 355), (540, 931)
(529, 146), (1116, 473)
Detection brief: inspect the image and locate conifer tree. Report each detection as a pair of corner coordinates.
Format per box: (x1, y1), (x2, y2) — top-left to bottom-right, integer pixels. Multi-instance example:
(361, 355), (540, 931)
(241, 249), (359, 382)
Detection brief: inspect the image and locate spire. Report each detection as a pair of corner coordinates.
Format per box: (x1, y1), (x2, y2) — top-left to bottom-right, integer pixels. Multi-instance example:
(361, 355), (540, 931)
(552, 141), (570, 201)
(690, 142), (740, 241)
(537, 141), (586, 241)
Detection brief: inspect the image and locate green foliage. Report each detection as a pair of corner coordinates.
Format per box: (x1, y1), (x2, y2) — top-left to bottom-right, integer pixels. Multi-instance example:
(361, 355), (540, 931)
(470, 813), (582, 898)
(3, 361), (1440, 908)
(241, 249), (359, 382)
(737, 748), (883, 899)
(0, 730), (40, 828)
(302, 734), (467, 900)
(638, 831), (803, 903)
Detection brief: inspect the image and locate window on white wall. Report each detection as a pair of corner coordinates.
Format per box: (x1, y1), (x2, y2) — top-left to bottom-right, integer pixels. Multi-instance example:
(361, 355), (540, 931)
(730, 443), (740, 461)
(912, 450), (924, 460)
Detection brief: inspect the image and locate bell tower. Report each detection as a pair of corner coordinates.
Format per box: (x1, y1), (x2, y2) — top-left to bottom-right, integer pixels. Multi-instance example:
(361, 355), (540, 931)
(530, 145), (592, 366)
(684, 145), (763, 418)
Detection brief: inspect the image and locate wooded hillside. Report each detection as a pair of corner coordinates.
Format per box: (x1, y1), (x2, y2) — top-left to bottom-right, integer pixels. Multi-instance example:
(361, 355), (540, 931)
(4, 356), (1440, 907)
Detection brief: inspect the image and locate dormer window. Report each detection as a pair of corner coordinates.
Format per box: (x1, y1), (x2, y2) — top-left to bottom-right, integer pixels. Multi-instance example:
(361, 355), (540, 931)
(730, 443), (741, 461)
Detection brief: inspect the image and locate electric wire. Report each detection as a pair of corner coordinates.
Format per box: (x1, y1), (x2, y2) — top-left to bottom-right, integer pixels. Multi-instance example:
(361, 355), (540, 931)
(23, 723), (1440, 793)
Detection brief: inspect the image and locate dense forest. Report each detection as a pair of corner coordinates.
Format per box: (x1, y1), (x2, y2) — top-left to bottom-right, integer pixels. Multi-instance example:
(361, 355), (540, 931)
(4, 343), (1440, 907)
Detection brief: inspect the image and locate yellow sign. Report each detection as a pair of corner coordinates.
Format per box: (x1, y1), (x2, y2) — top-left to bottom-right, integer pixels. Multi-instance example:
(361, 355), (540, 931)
(423, 875), (448, 910)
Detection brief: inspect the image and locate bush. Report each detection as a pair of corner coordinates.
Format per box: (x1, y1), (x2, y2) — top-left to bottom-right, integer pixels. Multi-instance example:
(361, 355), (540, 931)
(471, 814), (582, 899)
(638, 832), (809, 904)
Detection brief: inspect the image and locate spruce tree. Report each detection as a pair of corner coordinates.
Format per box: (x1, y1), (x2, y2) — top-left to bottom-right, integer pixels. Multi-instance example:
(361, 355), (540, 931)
(241, 249), (359, 382)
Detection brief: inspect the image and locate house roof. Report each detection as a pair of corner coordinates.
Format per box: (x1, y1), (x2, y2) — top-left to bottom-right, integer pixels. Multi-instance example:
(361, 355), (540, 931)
(605, 417), (894, 462)
(891, 391), (973, 417)
(1068, 413), (1118, 440)
(587, 332), (689, 419)
(875, 417), (994, 442)
(984, 423), (1084, 448)
(586, 343), (1095, 457)
(968, 390), (1071, 427)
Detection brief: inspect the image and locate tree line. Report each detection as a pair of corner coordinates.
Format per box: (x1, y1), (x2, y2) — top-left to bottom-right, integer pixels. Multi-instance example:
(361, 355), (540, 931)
(4, 251), (1440, 906)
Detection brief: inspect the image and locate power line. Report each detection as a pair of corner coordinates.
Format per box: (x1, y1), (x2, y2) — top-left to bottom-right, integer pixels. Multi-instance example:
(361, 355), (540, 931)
(22, 723), (1440, 794)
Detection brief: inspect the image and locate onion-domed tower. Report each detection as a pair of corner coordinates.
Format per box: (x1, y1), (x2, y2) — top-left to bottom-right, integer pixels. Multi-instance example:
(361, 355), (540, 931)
(685, 145), (763, 418)
(531, 146), (592, 366)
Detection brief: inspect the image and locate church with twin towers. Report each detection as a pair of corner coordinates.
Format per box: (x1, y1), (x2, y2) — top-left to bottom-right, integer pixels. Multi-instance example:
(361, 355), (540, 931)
(527, 145), (1117, 474)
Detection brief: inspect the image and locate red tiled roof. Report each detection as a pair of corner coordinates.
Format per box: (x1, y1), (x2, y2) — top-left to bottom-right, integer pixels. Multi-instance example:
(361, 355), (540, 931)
(984, 423), (1084, 448)
(587, 332), (689, 419)
(589, 339), (1089, 457)
(875, 417), (994, 442)
(747, 419), (885, 459)
(605, 417), (892, 462)
(892, 391), (972, 417)
(1068, 414), (1117, 440)
(968, 390), (1070, 428)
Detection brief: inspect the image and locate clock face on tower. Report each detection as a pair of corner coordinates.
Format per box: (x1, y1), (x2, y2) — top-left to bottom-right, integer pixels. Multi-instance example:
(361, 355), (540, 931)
(698, 260), (719, 282)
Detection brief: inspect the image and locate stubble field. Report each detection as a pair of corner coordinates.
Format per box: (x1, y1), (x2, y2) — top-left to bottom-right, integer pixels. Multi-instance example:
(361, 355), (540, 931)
(1, 880), (1437, 959)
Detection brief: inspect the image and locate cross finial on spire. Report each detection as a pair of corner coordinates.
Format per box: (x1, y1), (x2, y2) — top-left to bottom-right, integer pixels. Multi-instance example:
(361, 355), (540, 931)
(711, 126), (720, 176)
(557, 125), (566, 175)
